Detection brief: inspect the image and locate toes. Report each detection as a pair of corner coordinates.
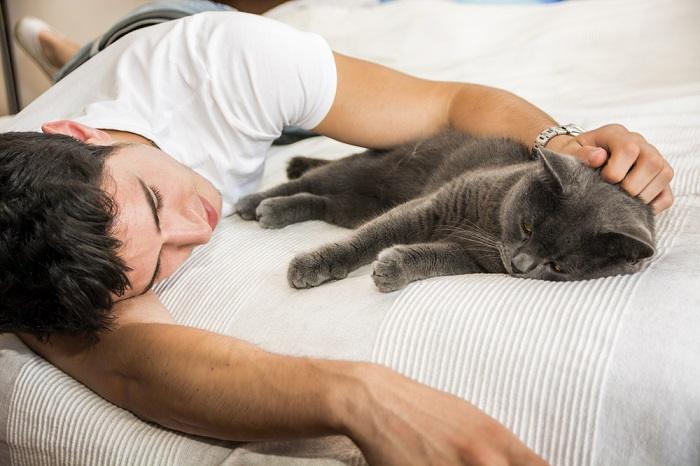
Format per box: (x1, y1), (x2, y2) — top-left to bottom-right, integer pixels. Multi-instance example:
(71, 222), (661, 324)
(288, 253), (327, 288)
(287, 251), (349, 289)
(235, 194), (263, 220)
(371, 251), (408, 292)
(286, 157), (308, 180)
(256, 198), (287, 229)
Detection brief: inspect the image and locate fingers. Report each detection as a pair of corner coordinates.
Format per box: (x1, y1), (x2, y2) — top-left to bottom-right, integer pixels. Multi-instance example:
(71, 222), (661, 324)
(547, 134), (607, 168)
(585, 128), (645, 185)
(650, 186), (674, 215)
(575, 124), (675, 213)
(575, 125), (636, 182)
(635, 159), (674, 203)
(568, 145), (608, 168)
(600, 140), (640, 184)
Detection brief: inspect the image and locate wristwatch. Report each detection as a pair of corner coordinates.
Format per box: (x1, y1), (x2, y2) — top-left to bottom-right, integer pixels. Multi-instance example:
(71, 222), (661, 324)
(532, 124), (584, 157)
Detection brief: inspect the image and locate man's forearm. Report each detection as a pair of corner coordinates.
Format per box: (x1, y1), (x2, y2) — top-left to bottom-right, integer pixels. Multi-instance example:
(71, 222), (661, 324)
(27, 323), (361, 441)
(118, 324), (358, 440)
(317, 53), (559, 150)
(445, 83), (557, 148)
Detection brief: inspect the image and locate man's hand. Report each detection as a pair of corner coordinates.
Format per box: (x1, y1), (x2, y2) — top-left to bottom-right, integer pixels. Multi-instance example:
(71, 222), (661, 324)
(547, 124), (674, 214)
(343, 364), (548, 466)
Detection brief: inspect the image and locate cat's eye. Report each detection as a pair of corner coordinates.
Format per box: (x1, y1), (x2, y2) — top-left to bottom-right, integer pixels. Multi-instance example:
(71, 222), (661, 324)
(551, 262), (563, 273)
(522, 222), (534, 235)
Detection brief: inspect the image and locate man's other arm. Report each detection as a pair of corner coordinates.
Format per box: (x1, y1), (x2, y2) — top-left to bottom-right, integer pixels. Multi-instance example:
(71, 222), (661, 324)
(19, 292), (546, 466)
(19, 292), (344, 441)
(314, 53), (673, 213)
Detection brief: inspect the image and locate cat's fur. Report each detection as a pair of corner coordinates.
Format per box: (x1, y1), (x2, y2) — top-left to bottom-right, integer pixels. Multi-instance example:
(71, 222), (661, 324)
(235, 131), (655, 292)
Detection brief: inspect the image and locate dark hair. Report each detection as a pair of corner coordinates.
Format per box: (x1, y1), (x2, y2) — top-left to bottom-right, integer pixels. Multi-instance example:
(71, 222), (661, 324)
(0, 131), (130, 341)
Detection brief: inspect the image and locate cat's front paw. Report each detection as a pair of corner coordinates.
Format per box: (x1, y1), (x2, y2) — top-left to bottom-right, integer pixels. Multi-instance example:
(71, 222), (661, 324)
(372, 247), (410, 292)
(256, 197), (294, 229)
(288, 249), (350, 289)
(234, 194), (265, 220)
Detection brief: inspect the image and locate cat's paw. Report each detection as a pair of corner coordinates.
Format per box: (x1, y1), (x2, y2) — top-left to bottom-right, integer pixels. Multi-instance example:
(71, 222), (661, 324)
(286, 156), (310, 180)
(255, 197), (294, 229)
(235, 194), (265, 220)
(288, 249), (349, 289)
(371, 248), (410, 292)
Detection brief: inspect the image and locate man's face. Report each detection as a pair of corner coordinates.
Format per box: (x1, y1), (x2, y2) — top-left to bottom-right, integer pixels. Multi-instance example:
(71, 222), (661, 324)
(103, 143), (222, 301)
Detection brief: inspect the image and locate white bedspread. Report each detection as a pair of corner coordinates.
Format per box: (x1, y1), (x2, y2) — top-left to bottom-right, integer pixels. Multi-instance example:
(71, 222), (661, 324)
(1, 0), (699, 465)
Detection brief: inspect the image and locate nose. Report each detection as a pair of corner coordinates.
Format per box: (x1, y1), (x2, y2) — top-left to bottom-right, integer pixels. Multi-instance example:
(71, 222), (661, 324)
(161, 209), (212, 248)
(511, 252), (537, 274)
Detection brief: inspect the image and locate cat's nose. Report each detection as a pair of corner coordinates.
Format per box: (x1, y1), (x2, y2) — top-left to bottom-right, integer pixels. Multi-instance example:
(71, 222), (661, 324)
(511, 253), (537, 273)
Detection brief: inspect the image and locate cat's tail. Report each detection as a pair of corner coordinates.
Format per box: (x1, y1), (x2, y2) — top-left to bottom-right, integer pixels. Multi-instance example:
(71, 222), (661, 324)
(286, 156), (331, 179)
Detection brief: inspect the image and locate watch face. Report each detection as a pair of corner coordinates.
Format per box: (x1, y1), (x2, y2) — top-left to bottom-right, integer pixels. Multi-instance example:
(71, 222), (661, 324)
(563, 124), (584, 135)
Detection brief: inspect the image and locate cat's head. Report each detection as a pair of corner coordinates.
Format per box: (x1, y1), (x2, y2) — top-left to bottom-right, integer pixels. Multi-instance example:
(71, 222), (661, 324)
(498, 148), (655, 281)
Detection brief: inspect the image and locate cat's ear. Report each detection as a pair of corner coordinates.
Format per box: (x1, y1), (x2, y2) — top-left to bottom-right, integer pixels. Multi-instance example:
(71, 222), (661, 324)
(537, 148), (581, 195)
(599, 221), (656, 261)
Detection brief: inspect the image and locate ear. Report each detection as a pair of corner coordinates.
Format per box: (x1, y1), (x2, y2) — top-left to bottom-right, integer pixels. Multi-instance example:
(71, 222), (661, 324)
(537, 148), (581, 195)
(599, 222), (656, 261)
(41, 120), (113, 146)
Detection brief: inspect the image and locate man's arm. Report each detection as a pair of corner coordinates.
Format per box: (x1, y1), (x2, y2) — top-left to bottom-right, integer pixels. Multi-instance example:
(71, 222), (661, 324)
(315, 53), (674, 213)
(20, 293), (341, 441)
(315, 53), (556, 149)
(19, 293), (546, 466)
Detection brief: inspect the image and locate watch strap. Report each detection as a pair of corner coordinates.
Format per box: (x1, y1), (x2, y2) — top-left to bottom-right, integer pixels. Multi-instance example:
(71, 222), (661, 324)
(532, 124), (584, 157)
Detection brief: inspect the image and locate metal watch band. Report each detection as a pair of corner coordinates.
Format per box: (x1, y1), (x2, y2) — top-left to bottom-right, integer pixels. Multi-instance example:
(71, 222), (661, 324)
(532, 124), (584, 156)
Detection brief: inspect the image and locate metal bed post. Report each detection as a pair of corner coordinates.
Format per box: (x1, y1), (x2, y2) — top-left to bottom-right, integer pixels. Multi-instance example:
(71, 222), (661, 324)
(0, 0), (20, 114)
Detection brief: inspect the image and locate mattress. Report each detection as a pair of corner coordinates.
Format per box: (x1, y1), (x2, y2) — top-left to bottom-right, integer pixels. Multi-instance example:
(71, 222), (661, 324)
(2, 0), (699, 465)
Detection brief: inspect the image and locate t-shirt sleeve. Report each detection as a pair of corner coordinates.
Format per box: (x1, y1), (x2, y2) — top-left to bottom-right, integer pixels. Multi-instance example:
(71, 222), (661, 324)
(192, 12), (337, 138)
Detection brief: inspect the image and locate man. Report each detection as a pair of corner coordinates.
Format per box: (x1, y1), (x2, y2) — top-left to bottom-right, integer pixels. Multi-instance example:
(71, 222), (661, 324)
(0, 10), (673, 466)
(15, 0), (291, 82)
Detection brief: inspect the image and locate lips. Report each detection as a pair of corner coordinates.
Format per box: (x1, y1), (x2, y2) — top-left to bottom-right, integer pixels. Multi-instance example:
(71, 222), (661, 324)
(200, 195), (219, 230)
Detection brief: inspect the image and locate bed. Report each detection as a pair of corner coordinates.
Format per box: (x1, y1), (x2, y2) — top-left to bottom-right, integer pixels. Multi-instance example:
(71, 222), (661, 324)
(1, 0), (699, 464)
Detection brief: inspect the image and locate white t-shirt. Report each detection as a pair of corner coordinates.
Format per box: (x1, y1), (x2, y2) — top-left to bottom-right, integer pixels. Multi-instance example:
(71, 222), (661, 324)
(6, 12), (337, 216)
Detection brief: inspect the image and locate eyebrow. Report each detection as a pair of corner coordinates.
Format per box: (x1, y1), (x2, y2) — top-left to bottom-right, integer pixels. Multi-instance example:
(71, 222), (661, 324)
(137, 177), (163, 294)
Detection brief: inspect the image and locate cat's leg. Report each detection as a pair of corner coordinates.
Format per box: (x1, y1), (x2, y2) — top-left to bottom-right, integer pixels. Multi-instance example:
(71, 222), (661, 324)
(288, 197), (436, 288)
(286, 156), (331, 179)
(255, 193), (327, 229)
(255, 192), (385, 229)
(321, 193), (388, 228)
(234, 179), (308, 220)
(371, 241), (483, 292)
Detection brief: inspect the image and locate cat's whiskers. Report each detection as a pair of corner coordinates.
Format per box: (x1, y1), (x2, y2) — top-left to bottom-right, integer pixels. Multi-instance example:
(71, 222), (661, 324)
(455, 238), (499, 251)
(442, 232), (500, 252)
(435, 224), (500, 250)
(438, 230), (498, 247)
(388, 140), (426, 178)
(436, 222), (497, 240)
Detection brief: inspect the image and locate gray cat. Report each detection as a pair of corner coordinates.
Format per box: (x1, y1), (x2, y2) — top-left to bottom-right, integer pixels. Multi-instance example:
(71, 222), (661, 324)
(235, 131), (655, 292)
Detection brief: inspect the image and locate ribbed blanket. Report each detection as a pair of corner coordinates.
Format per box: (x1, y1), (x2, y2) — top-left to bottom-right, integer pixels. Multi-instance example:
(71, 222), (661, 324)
(1, 0), (699, 465)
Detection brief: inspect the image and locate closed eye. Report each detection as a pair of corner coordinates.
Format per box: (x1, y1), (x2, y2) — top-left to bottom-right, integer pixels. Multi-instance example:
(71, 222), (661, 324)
(149, 185), (163, 211)
(137, 178), (163, 295)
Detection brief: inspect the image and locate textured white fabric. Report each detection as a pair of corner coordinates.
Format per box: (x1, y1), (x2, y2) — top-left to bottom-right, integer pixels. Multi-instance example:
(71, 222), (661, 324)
(3, 12), (337, 216)
(1, 0), (699, 465)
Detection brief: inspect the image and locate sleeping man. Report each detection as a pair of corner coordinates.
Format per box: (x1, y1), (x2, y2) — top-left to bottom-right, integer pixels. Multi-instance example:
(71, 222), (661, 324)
(0, 11), (673, 466)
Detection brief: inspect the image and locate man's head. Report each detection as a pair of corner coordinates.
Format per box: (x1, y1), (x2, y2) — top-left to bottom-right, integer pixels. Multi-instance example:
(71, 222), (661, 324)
(0, 128), (127, 339)
(0, 121), (221, 340)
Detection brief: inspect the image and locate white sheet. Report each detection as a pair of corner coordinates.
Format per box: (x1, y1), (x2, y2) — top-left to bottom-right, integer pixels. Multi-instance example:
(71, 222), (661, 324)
(1, 0), (699, 465)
